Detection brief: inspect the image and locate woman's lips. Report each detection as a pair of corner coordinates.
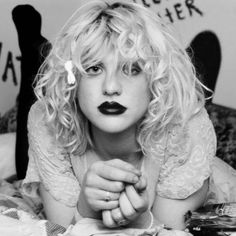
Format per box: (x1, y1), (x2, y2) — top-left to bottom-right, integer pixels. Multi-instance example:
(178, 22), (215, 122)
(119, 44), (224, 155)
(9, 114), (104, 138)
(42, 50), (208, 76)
(98, 101), (127, 115)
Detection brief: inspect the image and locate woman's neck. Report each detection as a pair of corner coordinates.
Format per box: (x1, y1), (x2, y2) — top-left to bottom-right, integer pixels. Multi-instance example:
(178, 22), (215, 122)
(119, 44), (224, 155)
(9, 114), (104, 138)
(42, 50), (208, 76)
(91, 125), (142, 165)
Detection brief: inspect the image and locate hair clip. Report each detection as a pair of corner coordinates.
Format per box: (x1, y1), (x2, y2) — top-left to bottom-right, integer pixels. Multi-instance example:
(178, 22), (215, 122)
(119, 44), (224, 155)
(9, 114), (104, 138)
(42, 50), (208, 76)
(64, 60), (76, 85)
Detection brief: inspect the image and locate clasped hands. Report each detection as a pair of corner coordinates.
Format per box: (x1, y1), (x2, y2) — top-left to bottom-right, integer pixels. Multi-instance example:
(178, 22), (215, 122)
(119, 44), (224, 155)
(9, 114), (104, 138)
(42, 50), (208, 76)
(80, 159), (149, 228)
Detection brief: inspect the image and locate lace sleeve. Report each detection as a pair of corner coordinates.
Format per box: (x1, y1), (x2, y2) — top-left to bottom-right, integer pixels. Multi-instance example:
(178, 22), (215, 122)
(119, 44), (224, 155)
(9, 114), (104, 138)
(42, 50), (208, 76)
(156, 108), (217, 199)
(22, 101), (80, 207)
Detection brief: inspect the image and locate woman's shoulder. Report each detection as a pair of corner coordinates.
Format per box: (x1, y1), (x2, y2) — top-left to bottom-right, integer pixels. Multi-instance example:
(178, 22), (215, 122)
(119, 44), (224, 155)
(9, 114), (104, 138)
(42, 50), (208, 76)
(186, 106), (217, 152)
(28, 100), (46, 123)
(156, 107), (217, 199)
(27, 100), (56, 148)
(166, 107), (216, 152)
(142, 107), (213, 163)
(27, 100), (52, 135)
(188, 107), (214, 131)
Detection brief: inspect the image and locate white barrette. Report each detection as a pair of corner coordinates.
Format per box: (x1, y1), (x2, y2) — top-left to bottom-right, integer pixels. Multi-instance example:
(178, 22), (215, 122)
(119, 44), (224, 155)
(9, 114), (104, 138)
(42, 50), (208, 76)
(64, 60), (76, 85)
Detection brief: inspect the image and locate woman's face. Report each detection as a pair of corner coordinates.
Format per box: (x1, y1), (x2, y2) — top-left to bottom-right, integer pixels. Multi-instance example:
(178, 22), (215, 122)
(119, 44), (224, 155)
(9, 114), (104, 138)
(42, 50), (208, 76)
(78, 50), (151, 134)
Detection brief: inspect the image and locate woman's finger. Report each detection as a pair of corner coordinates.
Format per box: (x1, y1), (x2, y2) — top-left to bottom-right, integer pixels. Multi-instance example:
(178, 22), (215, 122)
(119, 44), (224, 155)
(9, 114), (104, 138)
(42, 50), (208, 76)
(91, 161), (140, 184)
(119, 191), (138, 221)
(106, 159), (142, 176)
(86, 173), (125, 192)
(111, 207), (129, 226)
(134, 175), (147, 192)
(85, 187), (120, 202)
(102, 210), (117, 228)
(125, 185), (149, 213)
(86, 198), (119, 212)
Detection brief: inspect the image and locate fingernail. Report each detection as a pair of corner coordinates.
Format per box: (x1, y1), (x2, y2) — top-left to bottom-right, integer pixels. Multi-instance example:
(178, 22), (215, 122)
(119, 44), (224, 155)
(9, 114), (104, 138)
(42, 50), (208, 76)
(133, 176), (139, 183)
(134, 169), (142, 176)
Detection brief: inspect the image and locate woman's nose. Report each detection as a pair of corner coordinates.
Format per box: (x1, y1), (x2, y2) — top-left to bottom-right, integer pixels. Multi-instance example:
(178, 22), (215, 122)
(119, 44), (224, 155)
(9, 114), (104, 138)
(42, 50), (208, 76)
(102, 74), (122, 96)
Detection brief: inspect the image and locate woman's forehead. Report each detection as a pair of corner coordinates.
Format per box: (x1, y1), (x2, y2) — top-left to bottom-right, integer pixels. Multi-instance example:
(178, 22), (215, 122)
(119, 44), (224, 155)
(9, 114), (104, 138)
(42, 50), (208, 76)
(89, 46), (143, 66)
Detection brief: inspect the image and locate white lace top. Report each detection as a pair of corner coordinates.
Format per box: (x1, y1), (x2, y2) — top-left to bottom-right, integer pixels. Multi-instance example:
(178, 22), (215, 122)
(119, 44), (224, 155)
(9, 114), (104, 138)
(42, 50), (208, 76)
(23, 101), (236, 208)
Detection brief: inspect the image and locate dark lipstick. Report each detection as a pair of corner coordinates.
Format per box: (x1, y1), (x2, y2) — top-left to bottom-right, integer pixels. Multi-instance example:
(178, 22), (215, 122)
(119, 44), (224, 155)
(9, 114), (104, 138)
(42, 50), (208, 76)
(98, 102), (127, 115)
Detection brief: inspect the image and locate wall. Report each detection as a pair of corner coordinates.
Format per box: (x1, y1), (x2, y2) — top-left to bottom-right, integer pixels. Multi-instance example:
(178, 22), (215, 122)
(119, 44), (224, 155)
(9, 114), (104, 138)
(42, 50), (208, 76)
(138, 0), (236, 109)
(0, 0), (235, 116)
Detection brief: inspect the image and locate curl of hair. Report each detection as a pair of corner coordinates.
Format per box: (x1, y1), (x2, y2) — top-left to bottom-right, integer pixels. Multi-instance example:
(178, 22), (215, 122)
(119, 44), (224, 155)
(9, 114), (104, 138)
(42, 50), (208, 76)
(34, 0), (205, 159)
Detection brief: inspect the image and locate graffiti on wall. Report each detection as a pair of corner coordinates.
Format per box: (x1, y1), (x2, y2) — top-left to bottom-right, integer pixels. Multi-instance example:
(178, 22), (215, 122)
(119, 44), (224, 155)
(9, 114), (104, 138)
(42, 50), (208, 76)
(0, 42), (19, 86)
(134, 0), (203, 23)
(134, 0), (221, 101)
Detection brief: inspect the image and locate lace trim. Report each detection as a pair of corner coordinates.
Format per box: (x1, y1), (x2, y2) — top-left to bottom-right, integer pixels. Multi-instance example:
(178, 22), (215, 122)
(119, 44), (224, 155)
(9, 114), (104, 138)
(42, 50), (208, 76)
(157, 108), (217, 199)
(23, 102), (80, 207)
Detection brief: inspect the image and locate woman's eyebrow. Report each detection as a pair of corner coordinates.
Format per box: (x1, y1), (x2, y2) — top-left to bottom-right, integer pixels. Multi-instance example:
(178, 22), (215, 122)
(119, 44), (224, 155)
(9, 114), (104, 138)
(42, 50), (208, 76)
(95, 62), (104, 67)
(124, 59), (145, 66)
(89, 61), (104, 67)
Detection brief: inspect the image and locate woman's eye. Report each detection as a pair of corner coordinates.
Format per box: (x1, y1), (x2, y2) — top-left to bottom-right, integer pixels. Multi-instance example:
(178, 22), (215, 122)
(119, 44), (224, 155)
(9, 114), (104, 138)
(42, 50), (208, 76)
(85, 65), (102, 75)
(123, 63), (142, 76)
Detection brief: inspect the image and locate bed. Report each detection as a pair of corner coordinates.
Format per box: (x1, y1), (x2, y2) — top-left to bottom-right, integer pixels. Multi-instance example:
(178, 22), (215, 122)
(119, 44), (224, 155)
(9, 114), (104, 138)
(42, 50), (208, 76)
(0, 102), (235, 235)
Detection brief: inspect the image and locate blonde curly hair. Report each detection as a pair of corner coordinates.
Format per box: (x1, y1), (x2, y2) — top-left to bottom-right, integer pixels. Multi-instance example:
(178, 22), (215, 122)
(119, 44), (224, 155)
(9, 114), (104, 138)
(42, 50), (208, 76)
(34, 0), (206, 158)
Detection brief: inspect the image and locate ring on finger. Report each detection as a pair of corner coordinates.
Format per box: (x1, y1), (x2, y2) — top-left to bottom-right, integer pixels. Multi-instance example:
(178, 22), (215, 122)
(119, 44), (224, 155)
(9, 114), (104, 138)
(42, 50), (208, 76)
(117, 219), (128, 226)
(105, 191), (111, 202)
(111, 208), (129, 226)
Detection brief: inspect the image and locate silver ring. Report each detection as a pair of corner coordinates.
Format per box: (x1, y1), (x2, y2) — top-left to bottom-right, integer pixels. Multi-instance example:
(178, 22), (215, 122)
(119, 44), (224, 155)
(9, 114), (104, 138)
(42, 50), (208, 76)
(105, 191), (111, 202)
(117, 219), (128, 226)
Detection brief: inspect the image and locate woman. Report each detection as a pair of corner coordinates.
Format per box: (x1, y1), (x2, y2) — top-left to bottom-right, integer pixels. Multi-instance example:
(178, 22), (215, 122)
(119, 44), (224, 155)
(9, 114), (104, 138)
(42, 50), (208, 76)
(23, 0), (236, 234)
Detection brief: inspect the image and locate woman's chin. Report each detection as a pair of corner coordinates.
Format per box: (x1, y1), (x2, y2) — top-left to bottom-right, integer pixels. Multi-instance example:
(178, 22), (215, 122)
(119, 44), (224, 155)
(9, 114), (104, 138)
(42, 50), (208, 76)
(95, 124), (130, 134)
(92, 119), (135, 135)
